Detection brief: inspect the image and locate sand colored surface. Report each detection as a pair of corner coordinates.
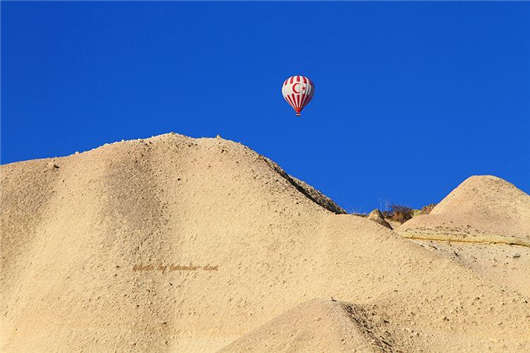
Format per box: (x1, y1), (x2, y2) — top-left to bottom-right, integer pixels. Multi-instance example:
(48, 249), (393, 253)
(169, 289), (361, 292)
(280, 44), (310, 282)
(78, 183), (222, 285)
(409, 240), (530, 298)
(1, 133), (530, 353)
(368, 209), (392, 230)
(398, 175), (530, 247)
(217, 298), (416, 353)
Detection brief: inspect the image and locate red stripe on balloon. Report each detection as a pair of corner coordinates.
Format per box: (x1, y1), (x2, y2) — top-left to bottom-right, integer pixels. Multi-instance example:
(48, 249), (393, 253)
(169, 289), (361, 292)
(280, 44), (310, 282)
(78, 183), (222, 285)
(285, 94), (292, 106)
(302, 76), (307, 84)
(287, 95), (296, 109)
(296, 76), (300, 82)
(300, 93), (307, 109)
(304, 91), (311, 108)
(290, 76), (294, 84)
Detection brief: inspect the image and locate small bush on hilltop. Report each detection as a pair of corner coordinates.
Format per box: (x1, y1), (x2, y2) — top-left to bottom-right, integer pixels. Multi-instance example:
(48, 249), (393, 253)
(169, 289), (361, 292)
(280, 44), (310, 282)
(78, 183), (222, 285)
(384, 205), (414, 224)
(421, 203), (436, 214)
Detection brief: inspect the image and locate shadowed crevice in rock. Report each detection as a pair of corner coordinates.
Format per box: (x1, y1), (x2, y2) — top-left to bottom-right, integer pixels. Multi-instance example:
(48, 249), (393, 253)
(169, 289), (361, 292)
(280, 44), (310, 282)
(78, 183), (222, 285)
(367, 209), (393, 229)
(217, 299), (410, 353)
(260, 156), (347, 214)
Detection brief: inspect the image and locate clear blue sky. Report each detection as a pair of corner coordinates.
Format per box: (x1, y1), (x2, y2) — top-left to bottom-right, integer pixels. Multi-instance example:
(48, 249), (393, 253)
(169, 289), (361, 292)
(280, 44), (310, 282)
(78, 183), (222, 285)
(2, 2), (529, 212)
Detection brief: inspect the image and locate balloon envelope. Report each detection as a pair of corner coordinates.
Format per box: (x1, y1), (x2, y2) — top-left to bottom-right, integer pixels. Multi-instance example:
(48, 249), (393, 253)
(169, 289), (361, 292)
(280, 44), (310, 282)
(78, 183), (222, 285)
(282, 75), (314, 116)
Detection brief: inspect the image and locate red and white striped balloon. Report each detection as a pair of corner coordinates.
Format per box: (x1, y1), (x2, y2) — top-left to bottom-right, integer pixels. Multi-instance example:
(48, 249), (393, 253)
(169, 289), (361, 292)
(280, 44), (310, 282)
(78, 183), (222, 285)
(282, 75), (314, 116)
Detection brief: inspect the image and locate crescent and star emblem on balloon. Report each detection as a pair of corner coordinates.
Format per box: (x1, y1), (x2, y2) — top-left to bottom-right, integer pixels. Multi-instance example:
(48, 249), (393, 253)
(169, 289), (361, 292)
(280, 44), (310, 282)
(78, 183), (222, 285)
(281, 75), (314, 117)
(292, 83), (307, 94)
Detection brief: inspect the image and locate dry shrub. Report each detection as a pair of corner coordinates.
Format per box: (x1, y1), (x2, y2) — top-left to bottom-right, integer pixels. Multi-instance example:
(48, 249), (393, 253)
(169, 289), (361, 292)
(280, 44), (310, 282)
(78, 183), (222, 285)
(388, 205), (414, 224)
(381, 209), (392, 219)
(421, 203), (436, 214)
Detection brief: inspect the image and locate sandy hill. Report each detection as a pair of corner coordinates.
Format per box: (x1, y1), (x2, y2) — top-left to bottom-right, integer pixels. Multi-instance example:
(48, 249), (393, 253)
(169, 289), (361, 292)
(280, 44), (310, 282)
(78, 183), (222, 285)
(406, 239), (530, 299)
(217, 298), (416, 353)
(397, 176), (530, 298)
(398, 175), (530, 247)
(1, 133), (529, 353)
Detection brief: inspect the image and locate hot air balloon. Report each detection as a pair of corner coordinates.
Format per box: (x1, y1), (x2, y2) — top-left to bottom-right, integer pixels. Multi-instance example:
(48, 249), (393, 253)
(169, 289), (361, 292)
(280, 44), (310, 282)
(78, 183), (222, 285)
(282, 75), (314, 116)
